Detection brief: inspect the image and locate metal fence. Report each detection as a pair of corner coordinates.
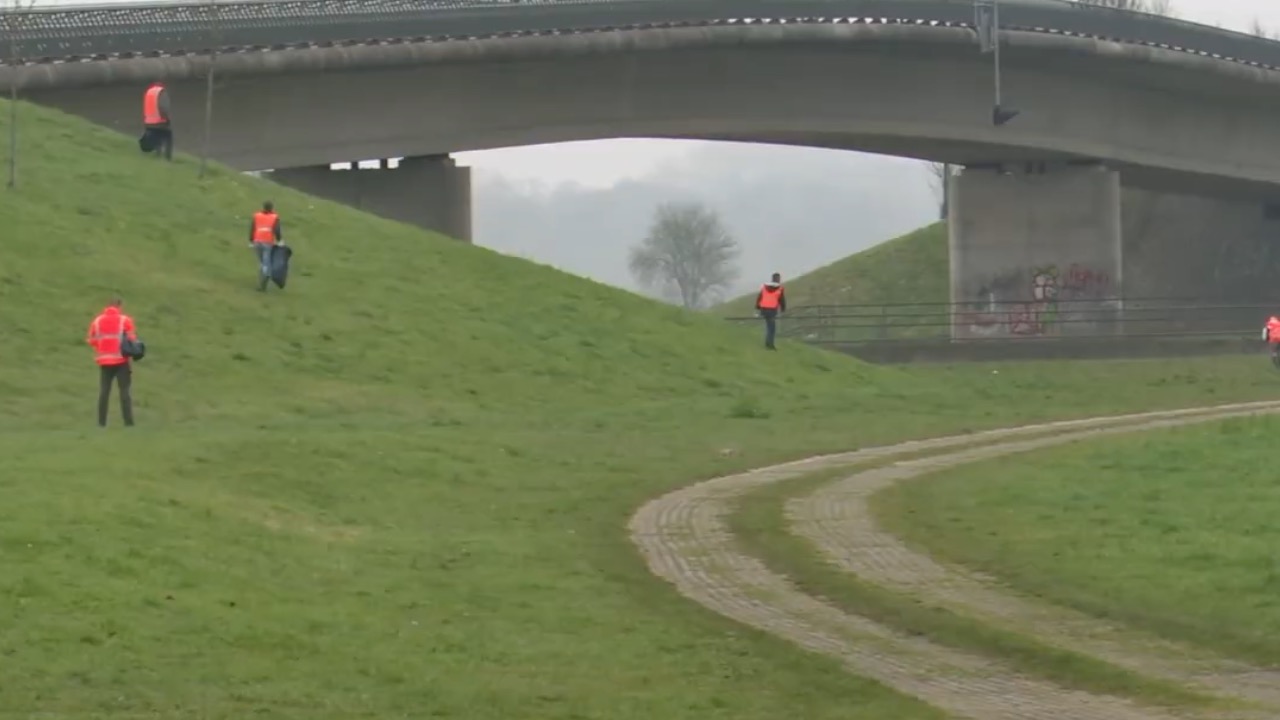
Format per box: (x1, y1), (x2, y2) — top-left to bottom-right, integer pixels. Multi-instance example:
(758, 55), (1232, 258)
(724, 297), (1277, 345)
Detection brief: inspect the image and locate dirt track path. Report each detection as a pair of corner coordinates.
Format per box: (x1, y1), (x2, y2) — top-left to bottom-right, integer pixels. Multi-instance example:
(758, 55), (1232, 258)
(793, 411), (1280, 712)
(629, 401), (1280, 720)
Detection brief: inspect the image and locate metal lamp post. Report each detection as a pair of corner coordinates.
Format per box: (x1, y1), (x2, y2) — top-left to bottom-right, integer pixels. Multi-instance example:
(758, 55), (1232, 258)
(975, 0), (1019, 126)
(199, 0), (220, 178)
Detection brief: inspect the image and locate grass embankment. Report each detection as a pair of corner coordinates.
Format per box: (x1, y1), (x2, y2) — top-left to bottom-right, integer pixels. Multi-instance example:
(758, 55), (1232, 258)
(875, 413), (1280, 668)
(721, 223), (948, 313)
(728, 466), (1217, 711)
(0, 98), (1278, 718)
(718, 223), (948, 341)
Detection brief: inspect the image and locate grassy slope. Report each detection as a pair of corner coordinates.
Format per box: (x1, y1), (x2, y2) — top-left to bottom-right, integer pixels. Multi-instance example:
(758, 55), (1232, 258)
(1, 99), (1279, 718)
(719, 222), (948, 315)
(874, 413), (1280, 667)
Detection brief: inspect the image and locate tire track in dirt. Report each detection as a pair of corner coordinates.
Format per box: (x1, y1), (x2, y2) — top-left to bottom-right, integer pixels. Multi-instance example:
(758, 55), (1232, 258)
(793, 404), (1280, 713)
(629, 401), (1280, 720)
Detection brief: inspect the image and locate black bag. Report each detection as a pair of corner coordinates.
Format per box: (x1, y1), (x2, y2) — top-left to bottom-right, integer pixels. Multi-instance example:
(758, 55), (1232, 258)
(120, 334), (146, 361)
(269, 244), (294, 289)
(138, 129), (156, 153)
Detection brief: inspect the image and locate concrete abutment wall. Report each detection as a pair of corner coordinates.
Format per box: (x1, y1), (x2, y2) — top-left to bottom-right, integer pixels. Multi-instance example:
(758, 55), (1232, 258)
(267, 155), (473, 242)
(949, 164), (1124, 340)
(948, 165), (1280, 341)
(1121, 187), (1280, 304)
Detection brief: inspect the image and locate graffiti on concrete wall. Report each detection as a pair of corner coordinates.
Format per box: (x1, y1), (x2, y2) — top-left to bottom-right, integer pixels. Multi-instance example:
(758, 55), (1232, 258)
(1061, 263), (1112, 297)
(959, 263), (1114, 337)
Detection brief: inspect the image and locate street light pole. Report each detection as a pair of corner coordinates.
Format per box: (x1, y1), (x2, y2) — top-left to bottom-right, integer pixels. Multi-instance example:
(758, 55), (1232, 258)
(975, 0), (1019, 126)
(5, 0), (32, 189)
(199, 0), (219, 178)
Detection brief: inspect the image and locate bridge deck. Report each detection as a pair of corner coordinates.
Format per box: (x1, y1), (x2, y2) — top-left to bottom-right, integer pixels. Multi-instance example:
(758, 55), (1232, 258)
(1, 0), (1279, 71)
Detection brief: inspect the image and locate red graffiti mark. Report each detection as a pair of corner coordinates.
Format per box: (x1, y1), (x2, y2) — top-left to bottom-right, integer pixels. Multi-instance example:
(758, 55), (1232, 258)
(1007, 305), (1041, 335)
(1006, 302), (1058, 336)
(1063, 264), (1110, 292)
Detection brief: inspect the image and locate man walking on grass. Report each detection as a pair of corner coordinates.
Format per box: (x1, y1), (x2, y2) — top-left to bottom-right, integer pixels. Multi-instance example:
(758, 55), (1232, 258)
(248, 200), (283, 291)
(755, 272), (786, 350)
(87, 297), (139, 427)
(140, 81), (173, 161)
(1264, 315), (1280, 365)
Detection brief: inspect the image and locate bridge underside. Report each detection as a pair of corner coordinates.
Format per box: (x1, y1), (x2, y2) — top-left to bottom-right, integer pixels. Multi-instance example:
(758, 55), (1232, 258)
(680, 132), (1280, 204)
(267, 157), (473, 243)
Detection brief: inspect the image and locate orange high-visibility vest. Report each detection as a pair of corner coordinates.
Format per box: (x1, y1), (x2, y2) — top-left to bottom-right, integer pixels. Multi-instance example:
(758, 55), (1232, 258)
(1267, 317), (1280, 343)
(252, 211), (279, 244)
(87, 309), (136, 367)
(758, 285), (783, 310)
(143, 85), (165, 125)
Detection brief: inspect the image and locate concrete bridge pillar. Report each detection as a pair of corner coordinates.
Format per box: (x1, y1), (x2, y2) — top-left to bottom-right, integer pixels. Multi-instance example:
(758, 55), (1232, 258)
(269, 154), (472, 242)
(949, 163), (1123, 340)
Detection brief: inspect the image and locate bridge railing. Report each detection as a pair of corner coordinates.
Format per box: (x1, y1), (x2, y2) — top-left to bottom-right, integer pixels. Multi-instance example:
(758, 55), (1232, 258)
(2, 0), (1280, 68)
(723, 297), (1277, 345)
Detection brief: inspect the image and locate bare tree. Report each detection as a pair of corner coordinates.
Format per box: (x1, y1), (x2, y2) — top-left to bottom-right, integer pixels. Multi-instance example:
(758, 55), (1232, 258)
(2, 0), (37, 189)
(628, 201), (741, 310)
(1072, 0), (1175, 16)
(1249, 17), (1278, 40)
(925, 162), (957, 220)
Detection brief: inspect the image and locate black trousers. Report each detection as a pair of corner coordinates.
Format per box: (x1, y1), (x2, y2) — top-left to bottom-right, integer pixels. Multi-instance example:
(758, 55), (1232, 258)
(144, 126), (173, 160)
(98, 363), (135, 427)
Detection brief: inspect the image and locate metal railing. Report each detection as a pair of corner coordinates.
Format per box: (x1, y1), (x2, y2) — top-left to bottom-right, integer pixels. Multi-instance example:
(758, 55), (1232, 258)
(724, 297), (1278, 345)
(1, 0), (1279, 68)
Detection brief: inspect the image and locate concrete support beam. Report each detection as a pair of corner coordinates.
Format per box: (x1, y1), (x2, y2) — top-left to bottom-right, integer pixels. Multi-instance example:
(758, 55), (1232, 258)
(949, 163), (1123, 340)
(269, 155), (472, 242)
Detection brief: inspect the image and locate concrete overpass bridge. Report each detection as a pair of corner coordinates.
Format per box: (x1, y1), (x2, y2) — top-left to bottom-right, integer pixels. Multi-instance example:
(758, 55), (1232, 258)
(4, 0), (1280, 338)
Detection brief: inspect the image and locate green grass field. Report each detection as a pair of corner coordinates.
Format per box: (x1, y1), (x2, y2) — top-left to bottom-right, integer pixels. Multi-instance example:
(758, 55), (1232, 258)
(2, 97), (1280, 718)
(874, 413), (1280, 668)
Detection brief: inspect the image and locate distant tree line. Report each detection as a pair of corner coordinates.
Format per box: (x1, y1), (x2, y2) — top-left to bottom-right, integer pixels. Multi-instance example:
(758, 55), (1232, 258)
(1072, 0), (1175, 14)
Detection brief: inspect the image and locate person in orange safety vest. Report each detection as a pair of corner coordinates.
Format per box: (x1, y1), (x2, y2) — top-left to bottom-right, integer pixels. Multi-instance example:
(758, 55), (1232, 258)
(754, 272), (787, 350)
(247, 200), (284, 292)
(86, 297), (139, 427)
(1264, 315), (1280, 366)
(140, 81), (173, 160)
